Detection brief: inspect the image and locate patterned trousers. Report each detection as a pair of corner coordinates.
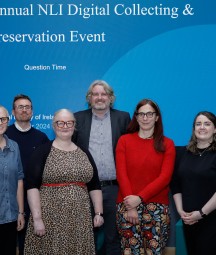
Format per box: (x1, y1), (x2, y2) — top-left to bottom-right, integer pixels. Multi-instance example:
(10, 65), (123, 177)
(116, 202), (170, 255)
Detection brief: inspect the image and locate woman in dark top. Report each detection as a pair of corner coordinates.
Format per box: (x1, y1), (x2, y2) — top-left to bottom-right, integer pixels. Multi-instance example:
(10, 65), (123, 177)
(24, 109), (104, 255)
(171, 111), (216, 255)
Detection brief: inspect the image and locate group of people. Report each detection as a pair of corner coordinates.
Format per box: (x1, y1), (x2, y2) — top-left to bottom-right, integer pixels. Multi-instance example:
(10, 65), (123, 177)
(0, 80), (215, 255)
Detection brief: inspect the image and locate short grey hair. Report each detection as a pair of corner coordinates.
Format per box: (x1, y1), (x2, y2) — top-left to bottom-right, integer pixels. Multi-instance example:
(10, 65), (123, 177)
(52, 109), (75, 124)
(0, 105), (9, 117)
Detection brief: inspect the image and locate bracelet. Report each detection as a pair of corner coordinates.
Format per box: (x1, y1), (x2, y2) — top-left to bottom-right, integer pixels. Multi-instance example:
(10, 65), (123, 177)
(95, 212), (103, 217)
(19, 212), (25, 216)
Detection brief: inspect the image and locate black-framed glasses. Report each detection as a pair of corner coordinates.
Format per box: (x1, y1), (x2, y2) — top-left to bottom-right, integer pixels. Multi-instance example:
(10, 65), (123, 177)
(16, 105), (32, 111)
(136, 112), (156, 119)
(0, 117), (9, 124)
(55, 120), (75, 128)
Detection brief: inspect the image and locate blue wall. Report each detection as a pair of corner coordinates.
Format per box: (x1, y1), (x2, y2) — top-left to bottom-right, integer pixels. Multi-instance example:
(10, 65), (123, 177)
(1, 0), (215, 144)
(1, 1), (216, 248)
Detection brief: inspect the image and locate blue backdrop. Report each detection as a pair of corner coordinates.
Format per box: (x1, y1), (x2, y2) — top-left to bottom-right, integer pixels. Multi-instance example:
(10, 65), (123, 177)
(1, 0), (216, 144)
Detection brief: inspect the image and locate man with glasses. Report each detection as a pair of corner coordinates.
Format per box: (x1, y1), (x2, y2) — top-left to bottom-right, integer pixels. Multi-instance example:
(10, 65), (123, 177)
(6, 94), (49, 255)
(73, 80), (131, 255)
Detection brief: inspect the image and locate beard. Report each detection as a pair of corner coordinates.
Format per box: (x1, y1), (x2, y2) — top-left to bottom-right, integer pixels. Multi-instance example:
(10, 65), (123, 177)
(91, 99), (110, 111)
(17, 113), (32, 122)
(93, 104), (107, 110)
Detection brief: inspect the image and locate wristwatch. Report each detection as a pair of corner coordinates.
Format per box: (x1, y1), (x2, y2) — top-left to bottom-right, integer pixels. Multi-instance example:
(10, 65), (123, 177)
(199, 209), (207, 218)
(95, 212), (103, 217)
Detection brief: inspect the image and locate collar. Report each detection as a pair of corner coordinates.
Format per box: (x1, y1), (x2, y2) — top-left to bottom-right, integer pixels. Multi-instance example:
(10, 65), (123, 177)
(15, 121), (31, 132)
(2, 134), (15, 151)
(92, 109), (110, 120)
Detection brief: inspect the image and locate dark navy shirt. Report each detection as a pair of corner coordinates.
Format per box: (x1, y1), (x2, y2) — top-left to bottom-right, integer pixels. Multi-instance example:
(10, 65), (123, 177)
(6, 124), (49, 177)
(0, 135), (24, 224)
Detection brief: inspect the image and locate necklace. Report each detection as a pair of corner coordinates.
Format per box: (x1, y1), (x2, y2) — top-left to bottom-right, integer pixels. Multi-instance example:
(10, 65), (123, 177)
(197, 147), (209, 157)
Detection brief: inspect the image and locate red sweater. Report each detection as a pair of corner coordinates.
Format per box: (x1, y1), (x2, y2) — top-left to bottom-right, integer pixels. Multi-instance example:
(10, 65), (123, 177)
(116, 133), (176, 205)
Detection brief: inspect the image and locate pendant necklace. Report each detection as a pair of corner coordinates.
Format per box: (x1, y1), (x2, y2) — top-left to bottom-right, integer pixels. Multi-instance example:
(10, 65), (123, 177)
(197, 146), (209, 157)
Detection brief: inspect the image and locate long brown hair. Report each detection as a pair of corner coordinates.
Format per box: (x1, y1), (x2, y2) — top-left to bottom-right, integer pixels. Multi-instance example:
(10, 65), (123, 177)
(187, 111), (216, 153)
(127, 99), (165, 152)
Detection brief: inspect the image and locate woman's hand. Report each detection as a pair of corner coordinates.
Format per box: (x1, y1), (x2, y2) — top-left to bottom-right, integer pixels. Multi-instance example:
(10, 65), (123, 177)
(123, 195), (142, 210)
(181, 211), (201, 225)
(126, 208), (139, 225)
(17, 214), (25, 231)
(33, 218), (46, 236)
(93, 215), (104, 227)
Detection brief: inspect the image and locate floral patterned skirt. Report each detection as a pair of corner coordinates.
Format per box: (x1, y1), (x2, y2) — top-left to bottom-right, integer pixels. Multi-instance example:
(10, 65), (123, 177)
(116, 202), (170, 255)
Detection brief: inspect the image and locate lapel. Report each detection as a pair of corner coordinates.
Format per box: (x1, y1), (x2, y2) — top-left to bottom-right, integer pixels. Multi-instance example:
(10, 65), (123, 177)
(110, 109), (117, 149)
(84, 110), (93, 147)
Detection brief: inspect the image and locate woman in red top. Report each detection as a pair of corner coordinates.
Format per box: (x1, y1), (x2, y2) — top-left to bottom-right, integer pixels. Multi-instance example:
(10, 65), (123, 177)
(116, 99), (175, 255)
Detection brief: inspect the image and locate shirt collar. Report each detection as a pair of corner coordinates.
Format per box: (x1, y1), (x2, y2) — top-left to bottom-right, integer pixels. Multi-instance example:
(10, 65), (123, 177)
(3, 134), (15, 151)
(92, 109), (110, 120)
(14, 121), (31, 132)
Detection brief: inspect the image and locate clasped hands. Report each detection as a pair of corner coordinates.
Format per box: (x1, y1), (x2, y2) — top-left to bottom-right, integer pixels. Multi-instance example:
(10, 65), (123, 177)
(180, 210), (202, 225)
(123, 195), (142, 225)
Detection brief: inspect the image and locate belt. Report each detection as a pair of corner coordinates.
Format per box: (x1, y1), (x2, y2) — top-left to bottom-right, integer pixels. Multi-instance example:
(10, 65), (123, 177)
(42, 182), (86, 187)
(100, 180), (118, 187)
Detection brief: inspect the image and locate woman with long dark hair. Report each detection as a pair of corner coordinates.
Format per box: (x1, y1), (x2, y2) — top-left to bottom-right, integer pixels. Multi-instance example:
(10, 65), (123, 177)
(171, 111), (216, 255)
(116, 99), (175, 255)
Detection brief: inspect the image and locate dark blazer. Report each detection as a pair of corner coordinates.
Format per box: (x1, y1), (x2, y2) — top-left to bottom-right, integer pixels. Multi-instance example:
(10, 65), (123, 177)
(72, 108), (131, 156)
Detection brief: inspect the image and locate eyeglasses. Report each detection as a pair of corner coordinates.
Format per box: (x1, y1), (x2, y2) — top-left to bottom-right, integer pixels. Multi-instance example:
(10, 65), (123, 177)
(136, 112), (156, 119)
(91, 92), (108, 97)
(55, 120), (75, 128)
(16, 105), (32, 111)
(0, 117), (9, 124)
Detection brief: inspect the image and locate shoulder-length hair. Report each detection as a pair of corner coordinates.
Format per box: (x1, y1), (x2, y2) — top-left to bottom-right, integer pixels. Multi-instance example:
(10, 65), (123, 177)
(187, 111), (216, 153)
(127, 99), (165, 152)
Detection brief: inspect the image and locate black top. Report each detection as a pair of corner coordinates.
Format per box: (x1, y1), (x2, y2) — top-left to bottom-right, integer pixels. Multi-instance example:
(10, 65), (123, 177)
(171, 146), (216, 212)
(6, 124), (49, 175)
(25, 141), (101, 192)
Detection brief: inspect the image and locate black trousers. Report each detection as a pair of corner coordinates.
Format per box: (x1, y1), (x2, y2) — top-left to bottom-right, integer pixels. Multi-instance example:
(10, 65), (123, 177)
(183, 211), (216, 255)
(0, 221), (17, 255)
(17, 199), (30, 255)
(98, 185), (121, 255)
